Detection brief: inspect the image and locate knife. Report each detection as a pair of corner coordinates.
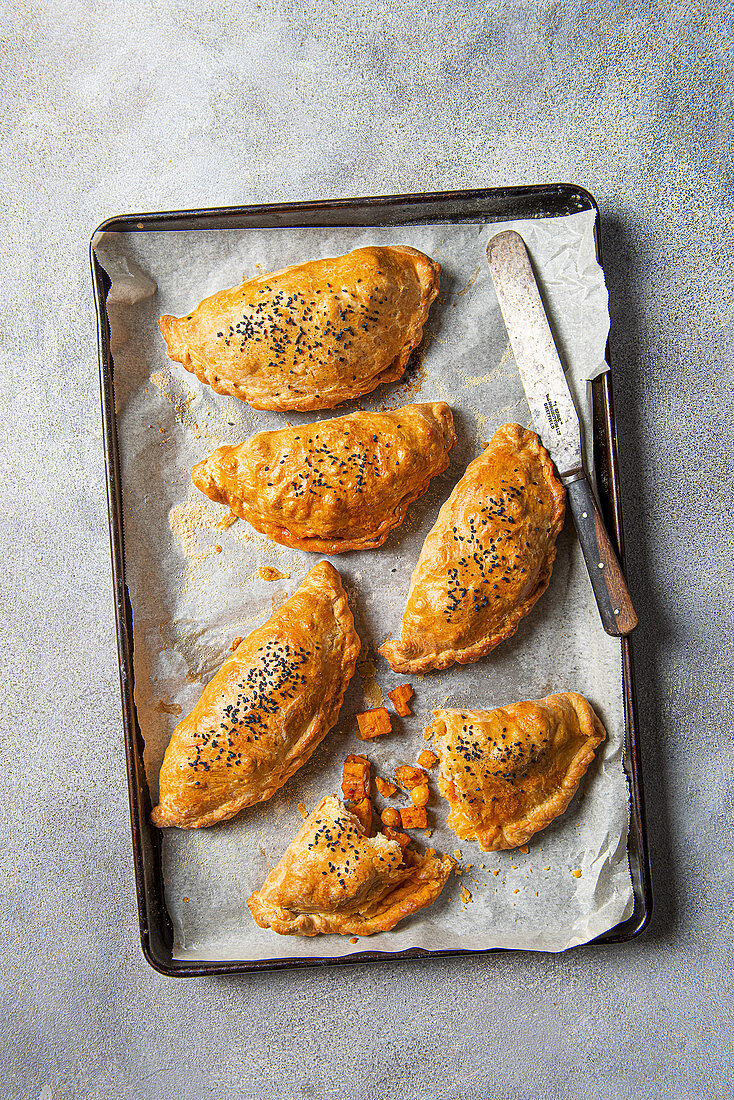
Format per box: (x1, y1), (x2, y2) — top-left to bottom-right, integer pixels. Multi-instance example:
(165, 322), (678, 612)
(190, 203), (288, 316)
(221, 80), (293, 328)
(486, 229), (637, 636)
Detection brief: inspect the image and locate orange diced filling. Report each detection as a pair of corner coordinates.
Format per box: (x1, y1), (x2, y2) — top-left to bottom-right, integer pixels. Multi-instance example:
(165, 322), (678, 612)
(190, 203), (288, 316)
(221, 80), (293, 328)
(394, 764), (426, 790)
(417, 750), (438, 769)
(351, 797), (372, 835)
(399, 805), (427, 829)
(380, 807), (402, 828)
(374, 776), (397, 798)
(356, 707), (392, 740)
(387, 683), (414, 716)
(383, 827), (411, 850)
(341, 754), (371, 802)
(410, 784), (430, 808)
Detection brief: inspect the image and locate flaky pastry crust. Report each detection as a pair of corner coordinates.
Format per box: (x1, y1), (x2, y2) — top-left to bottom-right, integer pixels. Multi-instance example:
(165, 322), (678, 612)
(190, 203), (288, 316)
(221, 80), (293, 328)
(379, 424), (565, 673)
(431, 692), (607, 851)
(191, 403), (457, 554)
(158, 246), (440, 411)
(247, 796), (452, 936)
(151, 562), (360, 829)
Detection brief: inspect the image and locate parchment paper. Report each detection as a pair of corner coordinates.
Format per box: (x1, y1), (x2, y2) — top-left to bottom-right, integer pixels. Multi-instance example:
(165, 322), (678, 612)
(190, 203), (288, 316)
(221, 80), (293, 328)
(95, 210), (633, 959)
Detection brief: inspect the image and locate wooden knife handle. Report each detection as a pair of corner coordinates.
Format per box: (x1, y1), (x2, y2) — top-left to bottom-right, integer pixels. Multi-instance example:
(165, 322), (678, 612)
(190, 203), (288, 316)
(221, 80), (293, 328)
(564, 474), (638, 636)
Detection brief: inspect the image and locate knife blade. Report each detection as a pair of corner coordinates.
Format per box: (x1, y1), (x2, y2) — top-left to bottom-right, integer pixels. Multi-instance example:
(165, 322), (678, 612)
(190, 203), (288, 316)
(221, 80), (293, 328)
(486, 229), (637, 636)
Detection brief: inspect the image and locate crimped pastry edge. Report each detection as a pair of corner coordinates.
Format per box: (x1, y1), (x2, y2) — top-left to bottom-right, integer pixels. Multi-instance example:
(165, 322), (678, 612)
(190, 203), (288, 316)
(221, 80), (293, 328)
(246, 796), (452, 936)
(431, 692), (607, 851)
(191, 403), (457, 554)
(158, 245), (441, 412)
(150, 561), (360, 828)
(379, 423), (566, 673)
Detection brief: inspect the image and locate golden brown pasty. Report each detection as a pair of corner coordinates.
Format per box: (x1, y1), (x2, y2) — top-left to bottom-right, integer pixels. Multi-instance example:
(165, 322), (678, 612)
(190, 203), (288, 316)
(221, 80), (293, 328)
(431, 692), (606, 851)
(379, 424), (565, 672)
(158, 246), (440, 411)
(247, 796), (452, 936)
(191, 402), (457, 554)
(151, 562), (360, 828)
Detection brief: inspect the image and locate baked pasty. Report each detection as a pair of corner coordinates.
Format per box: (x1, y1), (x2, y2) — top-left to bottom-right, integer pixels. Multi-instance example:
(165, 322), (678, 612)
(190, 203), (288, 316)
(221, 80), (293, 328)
(379, 424), (565, 673)
(431, 692), (606, 851)
(158, 246), (440, 411)
(247, 796), (452, 936)
(191, 402), (457, 554)
(151, 562), (360, 828)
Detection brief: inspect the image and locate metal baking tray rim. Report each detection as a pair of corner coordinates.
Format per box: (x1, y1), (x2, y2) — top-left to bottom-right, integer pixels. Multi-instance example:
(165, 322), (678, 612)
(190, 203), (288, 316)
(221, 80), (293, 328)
(91, 184), (652, 976)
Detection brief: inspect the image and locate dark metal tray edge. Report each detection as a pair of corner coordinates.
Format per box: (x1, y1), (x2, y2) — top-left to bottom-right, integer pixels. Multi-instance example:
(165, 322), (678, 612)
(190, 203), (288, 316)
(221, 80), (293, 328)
(91, 184), (652, 977)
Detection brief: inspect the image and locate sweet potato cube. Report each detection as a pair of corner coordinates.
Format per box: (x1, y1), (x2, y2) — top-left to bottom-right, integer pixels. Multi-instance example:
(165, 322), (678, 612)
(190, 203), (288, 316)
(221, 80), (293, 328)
(399, 805), (427, 829)
(374, 776), (397, 798)
(417, 750), (438, 769)
(387, 683), (414, 716)
(394, 764), (426, 790)
(383, 827), (411, 850)
(351, 797), (372, 835)
(356, 707), (392, 740)
(342, 754), (371, 801)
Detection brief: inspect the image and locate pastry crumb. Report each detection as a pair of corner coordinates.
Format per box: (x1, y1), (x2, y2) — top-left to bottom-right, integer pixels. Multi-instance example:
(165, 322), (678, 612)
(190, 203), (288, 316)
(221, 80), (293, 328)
(453, 849), (462, 860)
(572, 869), (582, 878)
(519, 844), (529, 854)
(217, 510), (238, 530)
(169, 495), (229, 563)
(460, 886), (472, 904)
(297, 803), (308, 819)
(349, 937), (358, 945)
(182, 896), (189, 903)
(229, 636), (243, 652)
(259, 566), (290, 581)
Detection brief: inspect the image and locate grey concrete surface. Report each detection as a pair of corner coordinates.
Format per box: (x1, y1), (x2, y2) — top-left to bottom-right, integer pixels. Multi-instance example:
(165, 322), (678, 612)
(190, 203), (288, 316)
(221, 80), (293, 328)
(2, 1), (733, 1097)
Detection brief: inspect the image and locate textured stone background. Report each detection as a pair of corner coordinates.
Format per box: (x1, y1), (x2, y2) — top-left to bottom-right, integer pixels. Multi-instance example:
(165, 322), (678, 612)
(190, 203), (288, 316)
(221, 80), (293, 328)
(2, 1), (733, 1097)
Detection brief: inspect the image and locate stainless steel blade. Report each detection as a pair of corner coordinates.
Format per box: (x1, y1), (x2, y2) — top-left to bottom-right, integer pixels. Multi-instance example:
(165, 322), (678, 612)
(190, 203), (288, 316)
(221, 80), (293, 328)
(486, 229), (583, 477)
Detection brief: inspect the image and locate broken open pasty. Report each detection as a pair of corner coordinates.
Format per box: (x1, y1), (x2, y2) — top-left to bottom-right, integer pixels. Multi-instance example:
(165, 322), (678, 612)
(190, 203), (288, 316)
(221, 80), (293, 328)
(379, 424), (565, 673)
(151, 562), (360, 828)
(247, 796), (452, 936)
(431, 692), (607, 851)
(158, 246), (440, 411)
(191, 402), (457, 554)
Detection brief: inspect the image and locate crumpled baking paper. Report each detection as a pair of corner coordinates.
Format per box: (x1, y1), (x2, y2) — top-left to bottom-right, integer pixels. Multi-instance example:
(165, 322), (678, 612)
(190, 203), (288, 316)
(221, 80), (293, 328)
(95, 209), (633, 960)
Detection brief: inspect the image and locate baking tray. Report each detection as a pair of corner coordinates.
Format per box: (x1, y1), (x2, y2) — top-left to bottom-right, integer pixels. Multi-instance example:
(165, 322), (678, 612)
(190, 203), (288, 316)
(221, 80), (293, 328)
(91, 185), (651, 975)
